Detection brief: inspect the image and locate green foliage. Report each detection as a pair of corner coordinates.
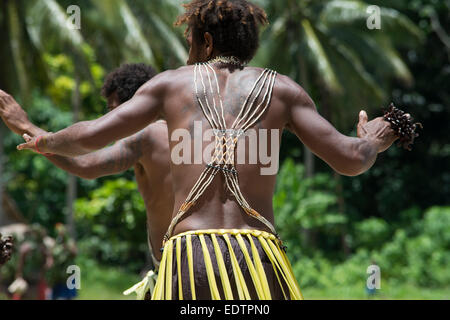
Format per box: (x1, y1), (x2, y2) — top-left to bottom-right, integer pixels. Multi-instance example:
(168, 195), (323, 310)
(1, 0), (448, 299)
(74, 179), (148, 272)
(253, 0), (423, 130)
(296, 209), (448, 289)
(274, 159), (347, 259)
(371, 207), (450, 287)
(273, 159), (449, 291)
(354, 218), (391, 250)
(2, 91), (103, 229)
(43, 52), (106, 115)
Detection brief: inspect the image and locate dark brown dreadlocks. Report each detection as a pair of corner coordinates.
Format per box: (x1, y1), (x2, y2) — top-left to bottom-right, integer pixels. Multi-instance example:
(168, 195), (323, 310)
(175, 0), (268, 63)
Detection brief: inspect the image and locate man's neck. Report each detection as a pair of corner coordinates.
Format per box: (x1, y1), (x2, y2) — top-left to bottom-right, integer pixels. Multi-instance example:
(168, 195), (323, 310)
(207, 55), (246, 68)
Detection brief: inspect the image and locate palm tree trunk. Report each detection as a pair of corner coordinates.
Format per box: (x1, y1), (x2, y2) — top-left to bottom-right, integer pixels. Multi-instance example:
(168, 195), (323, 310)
(334, 172), (351, 256)
(304, 149), (315, 178)
(298, 55), (318, 248)
(66, 175), (77, 239)
(7, 0), (30, 105)
(322, 95), (351, 257)
(65, 72), (80, 240)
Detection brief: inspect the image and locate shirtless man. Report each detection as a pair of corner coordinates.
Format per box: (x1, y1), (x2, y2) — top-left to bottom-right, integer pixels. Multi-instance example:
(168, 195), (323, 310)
(0, 63), (172, 265)
(6, 0), (398, 300)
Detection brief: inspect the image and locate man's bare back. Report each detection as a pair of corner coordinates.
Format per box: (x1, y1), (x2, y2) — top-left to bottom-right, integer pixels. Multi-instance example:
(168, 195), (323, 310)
(150, 64), (391, 239)
(17, 63), (394, 238)
(166, 65), (285, 236)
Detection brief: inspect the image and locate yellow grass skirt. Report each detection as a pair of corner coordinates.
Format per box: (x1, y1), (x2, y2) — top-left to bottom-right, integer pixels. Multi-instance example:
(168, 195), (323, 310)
(151, 229), (303, 300)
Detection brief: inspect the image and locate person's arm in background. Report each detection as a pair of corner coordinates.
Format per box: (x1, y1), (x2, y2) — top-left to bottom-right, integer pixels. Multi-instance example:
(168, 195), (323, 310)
(13, 70), (171, 156)
(279, 75), (397, 176)
(47, 131), (148, 180)
(26, 130), (148, 180)
(0, 90), (149, 179)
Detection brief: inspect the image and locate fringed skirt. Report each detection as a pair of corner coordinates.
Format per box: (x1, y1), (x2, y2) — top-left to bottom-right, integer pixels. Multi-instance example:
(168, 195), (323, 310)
(151, 229), (303, 300)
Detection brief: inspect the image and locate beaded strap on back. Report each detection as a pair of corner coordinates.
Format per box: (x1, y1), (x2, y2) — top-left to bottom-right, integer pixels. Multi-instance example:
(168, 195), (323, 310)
(162, 63), (278, 245)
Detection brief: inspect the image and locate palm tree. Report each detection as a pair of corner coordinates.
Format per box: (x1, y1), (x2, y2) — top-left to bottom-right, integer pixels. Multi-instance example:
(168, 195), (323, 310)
(252, 0), (423, 252)
(1, 0), (188, 109)
(255, 0), (422, 127)
(82, 0), (187, 71)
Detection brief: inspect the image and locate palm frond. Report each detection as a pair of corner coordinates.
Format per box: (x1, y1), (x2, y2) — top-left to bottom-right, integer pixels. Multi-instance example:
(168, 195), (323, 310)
(319, 0), (423, 44)
(92, 0), (156, 66)
(116, 0), (156, 66)
(331, 42), (385, 101)
(301, 19), (342, 94)
(26, 0), (95, 83)
(329, 28), (413, 86)
(7, 1), (30, 103)
(27, 0), (84, 49)
(371, 36), (414, 86)
(148, 13), (188, 65)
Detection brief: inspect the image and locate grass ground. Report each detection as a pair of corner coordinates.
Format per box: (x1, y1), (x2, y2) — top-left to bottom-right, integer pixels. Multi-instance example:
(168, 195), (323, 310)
(303, 284), (450, 300)
(74, 258), (449, 300)
(76, 257), (141, 300)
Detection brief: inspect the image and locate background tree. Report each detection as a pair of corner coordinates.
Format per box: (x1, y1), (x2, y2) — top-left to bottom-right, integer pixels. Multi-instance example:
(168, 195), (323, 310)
(252, 0), (423, 251)
(0, 0), (448, 299)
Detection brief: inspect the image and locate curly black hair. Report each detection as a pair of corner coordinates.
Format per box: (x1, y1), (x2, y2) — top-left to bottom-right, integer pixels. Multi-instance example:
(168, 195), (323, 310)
(175, 0), (268, 63)
(101, 63), (157, 104)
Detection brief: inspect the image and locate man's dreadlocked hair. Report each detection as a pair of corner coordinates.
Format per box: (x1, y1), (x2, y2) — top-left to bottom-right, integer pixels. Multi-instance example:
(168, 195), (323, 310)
(175, 0), (268, 63)
(101, 63), (157, 104)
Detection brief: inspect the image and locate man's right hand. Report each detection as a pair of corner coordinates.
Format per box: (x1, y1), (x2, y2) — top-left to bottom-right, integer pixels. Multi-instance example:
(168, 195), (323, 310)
(357, 110), (399, 153)
(0, 89), (33, 136)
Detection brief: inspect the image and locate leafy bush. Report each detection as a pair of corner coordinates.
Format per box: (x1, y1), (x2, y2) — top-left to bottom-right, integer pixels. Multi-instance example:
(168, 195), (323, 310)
(353, 218), (391, 250)
(75, 178), (148, 272)
(274, 159), (346, 259)
(273, 159), (449, 291)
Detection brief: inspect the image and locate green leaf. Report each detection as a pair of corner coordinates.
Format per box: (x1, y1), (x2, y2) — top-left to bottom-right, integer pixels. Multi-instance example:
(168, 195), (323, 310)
(148, 12), (188, 64)
(301, 19), (342, 94)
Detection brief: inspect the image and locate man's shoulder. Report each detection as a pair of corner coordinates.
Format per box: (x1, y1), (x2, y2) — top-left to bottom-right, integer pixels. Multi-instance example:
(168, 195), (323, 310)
(243, 68), (304, 96)
(273, 72), (300, 91)
(137, 65), (194, 95)
(271, 72), (312, 105)
(161, 65), (194, 77)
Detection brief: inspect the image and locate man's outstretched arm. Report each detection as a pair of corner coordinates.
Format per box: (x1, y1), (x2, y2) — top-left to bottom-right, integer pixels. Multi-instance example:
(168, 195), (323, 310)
(44, 129), (148, 180)
(16, 71), (170, 157)
(0, 89), (148, 179)
(279, 75), (397, 176)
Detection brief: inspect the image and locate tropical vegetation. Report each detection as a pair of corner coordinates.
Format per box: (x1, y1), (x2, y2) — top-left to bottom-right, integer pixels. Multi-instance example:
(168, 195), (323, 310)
(0, 0), (448, 299)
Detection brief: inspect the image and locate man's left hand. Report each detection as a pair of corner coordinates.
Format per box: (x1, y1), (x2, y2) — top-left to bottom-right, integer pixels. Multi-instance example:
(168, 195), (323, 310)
(17, 134), (39, 153)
